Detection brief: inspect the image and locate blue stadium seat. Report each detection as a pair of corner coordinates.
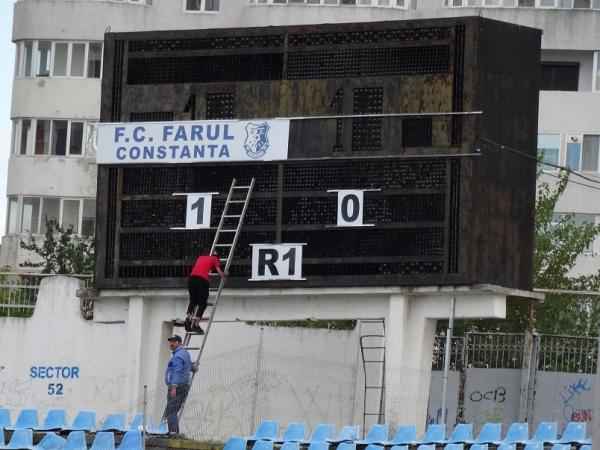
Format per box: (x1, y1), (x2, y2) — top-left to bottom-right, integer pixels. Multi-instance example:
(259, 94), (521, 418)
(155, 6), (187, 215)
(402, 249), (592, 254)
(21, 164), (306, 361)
(327, 425), (359, 443)
(446, 424), (473, 444)
(62, 411), (96, 432)
(62, 431), (87, 450)
(117, 431), (142, 450)
(469, 444), (489, 450)
(246, 420), (279, 441)
(1, 428), (33, 449)
(496, 444), (515, 450)
(523, 442), (543, 450)
(551, 422), (591, 445)
(307, 441), (329, 450)
(99, 414), (127, 433)
(550, 445), (570, 450)
(252, 440), (273, 450)
(301, 425), (334, 444)
(32, 433), (66, 450)
(416, 445), (435, 450)
(387, 425), (417, 446)
(281, 442), (300, 450)
(466, 424), (501, 444)
(444, 444), (464, 450)
(35, 410), (67, 431)
(90, 432), (116, 450)
(0, 410), (10, 428)
(0, 427), (4, 447)
(579, 445), (591, 450)
(6, 409), (38, 430)
(337, 443), (356, 450)
(356, 424), (388, 445)
(223, 438), (247, 450)
(275, 423), (307, 443)
(419, 424), (446, 444)
(495, 423), (528, 445)
(529, 423), (557, 443)
(365, 443), (384, 450)
(390, 445), (409, 450)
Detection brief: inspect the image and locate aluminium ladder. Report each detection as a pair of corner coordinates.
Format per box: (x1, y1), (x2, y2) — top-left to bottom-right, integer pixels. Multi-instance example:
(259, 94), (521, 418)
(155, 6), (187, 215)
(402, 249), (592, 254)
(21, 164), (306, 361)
(177, 177), (255, 417)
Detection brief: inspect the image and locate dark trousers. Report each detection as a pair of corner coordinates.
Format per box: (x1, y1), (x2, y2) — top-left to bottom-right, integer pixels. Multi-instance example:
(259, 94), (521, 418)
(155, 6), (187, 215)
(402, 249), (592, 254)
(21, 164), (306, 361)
(163, 383), (189, 433)
(187, 276), (209, 318)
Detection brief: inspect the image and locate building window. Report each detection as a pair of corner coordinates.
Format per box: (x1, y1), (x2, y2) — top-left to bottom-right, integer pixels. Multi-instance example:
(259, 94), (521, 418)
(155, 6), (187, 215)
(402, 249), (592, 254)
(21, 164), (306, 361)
(445, 0), (599, 6)
(7, 197), (96, 236)
(19, 119), (32, 155)
(17, 41), (34, 77)
(88, 43), (103, 78)
(565, 135), (582, 171)
(35, 120), (51, 155)
(582, 135), (600, 172)
(82, 199), (96, 236)
(554, 213), (599, 254)
(16, 40), (103, 79)
(14, 119), (94, 157)
(36, 41), (51, 77)
(51, 120), (68, 155)
(21, 197), (41, 234)
(53, 43), (68, 77)
(538, 133), (560, 170)
(7, 198), (19, 235)
(185, 0), (220, 10)
(540, 62), (579, 91)
(594, 52), (600, 91)
(71, 43), (86, 77)
(250, 0), (410, 6)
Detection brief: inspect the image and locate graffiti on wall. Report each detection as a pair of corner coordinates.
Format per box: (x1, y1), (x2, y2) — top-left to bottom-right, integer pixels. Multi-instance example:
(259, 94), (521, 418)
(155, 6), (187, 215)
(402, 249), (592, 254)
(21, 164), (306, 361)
(559, 378), (592, 423)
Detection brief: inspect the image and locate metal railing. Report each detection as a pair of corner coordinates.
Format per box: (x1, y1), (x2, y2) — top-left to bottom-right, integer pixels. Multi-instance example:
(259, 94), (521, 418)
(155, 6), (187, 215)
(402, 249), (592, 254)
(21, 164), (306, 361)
(0, 272), (92, 317)
(433, 331), (598, 374)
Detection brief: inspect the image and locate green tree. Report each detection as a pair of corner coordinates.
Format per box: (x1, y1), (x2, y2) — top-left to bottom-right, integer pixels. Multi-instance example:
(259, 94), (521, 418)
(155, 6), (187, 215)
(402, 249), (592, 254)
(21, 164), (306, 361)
(444, 169), (600, 335)
(19, 218), (95, 274)
(530, 169), (600, 335)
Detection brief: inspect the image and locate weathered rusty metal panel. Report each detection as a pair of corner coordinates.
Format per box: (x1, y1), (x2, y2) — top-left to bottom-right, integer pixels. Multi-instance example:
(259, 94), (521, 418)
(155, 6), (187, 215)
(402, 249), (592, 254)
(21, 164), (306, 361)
(95, 17), (541, 291)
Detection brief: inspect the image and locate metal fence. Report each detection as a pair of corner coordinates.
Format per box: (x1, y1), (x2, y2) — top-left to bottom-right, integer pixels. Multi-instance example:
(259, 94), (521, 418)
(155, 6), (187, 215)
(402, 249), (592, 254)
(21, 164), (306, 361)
(433, 332), (598, 374)
(0, 272), (92, 317)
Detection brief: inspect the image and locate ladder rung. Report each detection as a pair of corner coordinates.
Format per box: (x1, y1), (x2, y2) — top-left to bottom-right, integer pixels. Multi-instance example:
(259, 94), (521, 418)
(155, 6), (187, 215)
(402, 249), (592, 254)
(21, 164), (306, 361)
(214, 243), (232, 247)
(224, 215), (242, 218)
(185, 347), (201, 350)
(233, 185), (251, 189)
(228, 200), (246, 203)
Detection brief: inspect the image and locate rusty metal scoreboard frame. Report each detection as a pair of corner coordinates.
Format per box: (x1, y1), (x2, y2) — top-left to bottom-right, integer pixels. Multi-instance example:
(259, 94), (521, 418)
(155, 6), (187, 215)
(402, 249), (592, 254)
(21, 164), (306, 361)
(96, 17), (541, 290)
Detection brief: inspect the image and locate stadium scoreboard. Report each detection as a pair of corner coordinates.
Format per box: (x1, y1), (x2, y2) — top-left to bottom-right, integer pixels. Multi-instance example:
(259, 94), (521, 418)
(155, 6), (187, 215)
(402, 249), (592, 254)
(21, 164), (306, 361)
(95, 17), (541, 290)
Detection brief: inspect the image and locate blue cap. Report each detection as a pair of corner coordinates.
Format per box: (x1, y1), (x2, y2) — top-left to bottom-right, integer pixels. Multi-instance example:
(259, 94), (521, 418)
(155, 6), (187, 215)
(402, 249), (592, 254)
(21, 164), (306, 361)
(167, 335), (182, 342)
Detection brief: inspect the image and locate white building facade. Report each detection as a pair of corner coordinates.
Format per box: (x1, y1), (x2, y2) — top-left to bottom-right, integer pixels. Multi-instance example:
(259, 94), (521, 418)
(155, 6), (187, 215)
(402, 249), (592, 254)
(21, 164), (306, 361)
(2, 0), (600, 271)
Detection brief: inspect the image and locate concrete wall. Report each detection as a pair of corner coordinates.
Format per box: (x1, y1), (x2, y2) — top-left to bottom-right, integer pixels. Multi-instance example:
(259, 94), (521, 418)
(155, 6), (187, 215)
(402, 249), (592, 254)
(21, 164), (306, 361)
(0, 276), (516, 436)
(0, 276), (127, 415)
(428, 370), (596, 431)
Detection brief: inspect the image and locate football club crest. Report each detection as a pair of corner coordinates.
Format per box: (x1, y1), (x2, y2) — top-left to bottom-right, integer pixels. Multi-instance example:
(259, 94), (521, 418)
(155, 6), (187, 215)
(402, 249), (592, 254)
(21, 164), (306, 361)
(244, 122), (270, 158)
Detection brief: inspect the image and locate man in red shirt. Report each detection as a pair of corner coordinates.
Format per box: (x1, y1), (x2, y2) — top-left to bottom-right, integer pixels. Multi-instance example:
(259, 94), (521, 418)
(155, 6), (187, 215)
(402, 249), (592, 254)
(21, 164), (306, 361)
(185, 252), (228, 333)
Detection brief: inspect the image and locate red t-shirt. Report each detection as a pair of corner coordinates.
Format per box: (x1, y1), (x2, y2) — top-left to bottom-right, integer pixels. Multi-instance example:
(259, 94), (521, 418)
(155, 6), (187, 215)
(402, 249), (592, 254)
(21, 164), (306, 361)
(190, 255), (220, 281)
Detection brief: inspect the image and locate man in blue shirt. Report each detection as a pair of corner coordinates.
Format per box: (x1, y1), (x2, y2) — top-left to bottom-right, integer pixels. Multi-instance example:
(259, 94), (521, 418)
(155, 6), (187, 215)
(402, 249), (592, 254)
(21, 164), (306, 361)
(163, 335), (195, 435)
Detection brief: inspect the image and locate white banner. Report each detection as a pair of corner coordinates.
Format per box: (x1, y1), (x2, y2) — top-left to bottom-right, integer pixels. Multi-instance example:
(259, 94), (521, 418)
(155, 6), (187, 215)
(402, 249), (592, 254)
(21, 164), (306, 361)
(96, 119), (290, 164)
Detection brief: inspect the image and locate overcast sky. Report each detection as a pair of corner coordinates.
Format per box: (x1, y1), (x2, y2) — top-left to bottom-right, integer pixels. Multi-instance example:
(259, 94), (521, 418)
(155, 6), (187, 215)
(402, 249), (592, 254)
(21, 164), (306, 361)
(0, 1), (15, 237)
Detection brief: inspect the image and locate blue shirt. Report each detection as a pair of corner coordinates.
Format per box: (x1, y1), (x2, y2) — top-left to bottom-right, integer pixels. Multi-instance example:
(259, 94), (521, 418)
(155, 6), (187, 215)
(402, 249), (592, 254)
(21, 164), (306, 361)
(165, 346), (192, 386)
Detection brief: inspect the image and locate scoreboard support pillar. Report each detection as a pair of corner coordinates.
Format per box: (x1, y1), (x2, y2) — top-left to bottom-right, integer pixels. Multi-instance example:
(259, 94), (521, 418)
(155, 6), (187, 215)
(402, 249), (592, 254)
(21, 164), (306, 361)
(382, 287), (540, 432)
